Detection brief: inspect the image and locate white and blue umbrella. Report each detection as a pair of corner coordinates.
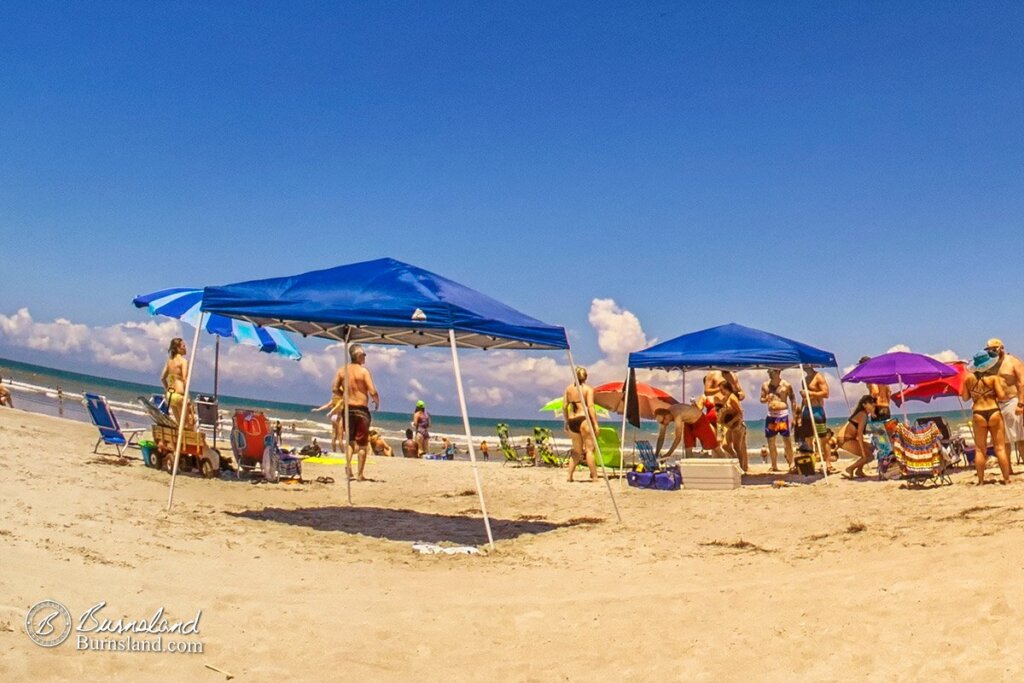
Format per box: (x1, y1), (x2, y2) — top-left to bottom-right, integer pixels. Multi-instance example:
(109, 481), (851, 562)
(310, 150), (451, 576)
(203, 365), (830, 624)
(133, 287), (301, 396)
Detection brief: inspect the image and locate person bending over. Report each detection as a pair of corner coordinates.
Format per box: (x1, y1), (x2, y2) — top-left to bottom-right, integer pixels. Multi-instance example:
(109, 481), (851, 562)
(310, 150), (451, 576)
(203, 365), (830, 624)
(654, 402), (718, 459)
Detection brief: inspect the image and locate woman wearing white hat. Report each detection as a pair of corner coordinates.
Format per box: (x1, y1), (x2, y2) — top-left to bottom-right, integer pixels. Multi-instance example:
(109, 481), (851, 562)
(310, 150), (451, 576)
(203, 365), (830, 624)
(962, 350), (1011, 485)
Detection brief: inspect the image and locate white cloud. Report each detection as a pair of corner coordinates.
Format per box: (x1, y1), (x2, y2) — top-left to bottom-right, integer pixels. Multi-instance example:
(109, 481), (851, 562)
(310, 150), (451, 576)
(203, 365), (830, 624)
(588, 298), (649, 362)
(468, 385), (510, 407)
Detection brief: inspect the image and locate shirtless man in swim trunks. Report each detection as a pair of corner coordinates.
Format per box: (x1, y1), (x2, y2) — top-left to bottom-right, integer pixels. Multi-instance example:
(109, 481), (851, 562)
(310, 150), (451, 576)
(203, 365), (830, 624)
(654, 402), (719, 459)
(760, 369), (797, 472)
(859, 356), (892, 420)
(987, 339), (1024, 466)
(160, 338), (194, 429)
(343, 344), (380, 481)
(795, 365), (833, 470)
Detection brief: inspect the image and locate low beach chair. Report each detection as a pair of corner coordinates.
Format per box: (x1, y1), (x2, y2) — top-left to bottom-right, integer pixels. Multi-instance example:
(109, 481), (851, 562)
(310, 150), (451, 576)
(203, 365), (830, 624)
(635, 440), (658, 471)
(534, 426), (565, 467)
(889, 420), (952, 487)
(915, 416), (966, 469)
(497, 423), (531, 467)
(83, 392), (145, 456)
(595, 427), (622, 469)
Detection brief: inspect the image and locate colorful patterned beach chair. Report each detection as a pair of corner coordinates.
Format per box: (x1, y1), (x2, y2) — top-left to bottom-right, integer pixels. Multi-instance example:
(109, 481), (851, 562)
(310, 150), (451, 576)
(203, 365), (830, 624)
(497, 423), (531, 467)
(888, 420), (952, 487)
(534, 427), (564, 467)
(83, 393), (145, 456)
(915, 416), (966, 469)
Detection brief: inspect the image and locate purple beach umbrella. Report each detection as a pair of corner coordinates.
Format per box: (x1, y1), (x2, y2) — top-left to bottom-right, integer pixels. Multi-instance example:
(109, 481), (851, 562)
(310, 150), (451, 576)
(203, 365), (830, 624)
(842, 352), (957, 424)
(841, 352), (957, 385)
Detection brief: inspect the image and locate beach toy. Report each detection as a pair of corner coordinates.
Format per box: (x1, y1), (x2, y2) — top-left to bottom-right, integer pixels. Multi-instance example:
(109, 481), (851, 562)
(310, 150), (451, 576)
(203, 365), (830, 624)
(139, 440), (157, 467)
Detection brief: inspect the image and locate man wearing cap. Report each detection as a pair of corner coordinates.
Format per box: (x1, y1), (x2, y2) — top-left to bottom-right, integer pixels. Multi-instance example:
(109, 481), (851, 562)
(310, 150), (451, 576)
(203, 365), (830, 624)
(343, 344), (379, 481)
(987, 338), (1024, 465)
(412, 399), (431, 456)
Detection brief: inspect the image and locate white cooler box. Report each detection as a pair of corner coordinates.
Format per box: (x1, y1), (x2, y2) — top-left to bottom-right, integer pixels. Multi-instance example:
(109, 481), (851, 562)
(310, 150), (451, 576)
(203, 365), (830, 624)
(677, 458), (743, 490)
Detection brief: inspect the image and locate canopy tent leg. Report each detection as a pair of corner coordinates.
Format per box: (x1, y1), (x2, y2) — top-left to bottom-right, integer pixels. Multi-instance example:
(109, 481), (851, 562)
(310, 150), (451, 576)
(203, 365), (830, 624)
(618, 365), (631, 480)
(167, 315), (205, 511)
(830, 356), (853, 417)
(681, 369), (686, 402)
(799, 363), (829, 483)
(342, 329), (353, 505)
(448, 329), (496, 550)
(212, 335), (220, 448)
(566, 349), (622, 522)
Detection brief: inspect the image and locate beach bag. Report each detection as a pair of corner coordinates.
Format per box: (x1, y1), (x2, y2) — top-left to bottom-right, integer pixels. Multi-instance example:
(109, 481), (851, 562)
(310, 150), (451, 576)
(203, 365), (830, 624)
(626, 469), (656, 489)
(794, 453), (815, 476)
(653, 465), (682, 491)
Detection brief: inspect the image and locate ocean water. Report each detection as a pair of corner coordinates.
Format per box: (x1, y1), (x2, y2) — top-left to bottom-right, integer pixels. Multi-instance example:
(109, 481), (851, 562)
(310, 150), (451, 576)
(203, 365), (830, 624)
(0, 356), (971, 456)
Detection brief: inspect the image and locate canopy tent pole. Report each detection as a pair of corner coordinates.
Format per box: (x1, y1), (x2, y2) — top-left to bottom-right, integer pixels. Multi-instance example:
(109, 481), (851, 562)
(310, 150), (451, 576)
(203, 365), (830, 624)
(897, 374), (909, 425)
(342, 328), (353, 505)
(566, 349), (621, 522)
(167, 315), (205, 511)
(830, 357), (853, 417)
(618, 366), (631, 480)
(799, 363), (829, 483)
(448, 329), (496, 550)
(681, 369), (686, 402)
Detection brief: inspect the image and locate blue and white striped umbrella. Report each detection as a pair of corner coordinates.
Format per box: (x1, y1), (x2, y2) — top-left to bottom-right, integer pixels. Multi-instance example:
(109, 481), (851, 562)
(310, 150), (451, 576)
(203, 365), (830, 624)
(132, 287), (301, 360)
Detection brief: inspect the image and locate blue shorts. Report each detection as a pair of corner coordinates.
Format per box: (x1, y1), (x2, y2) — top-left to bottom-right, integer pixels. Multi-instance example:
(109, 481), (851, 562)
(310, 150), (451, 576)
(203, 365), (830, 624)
(765, 414), (791, 438)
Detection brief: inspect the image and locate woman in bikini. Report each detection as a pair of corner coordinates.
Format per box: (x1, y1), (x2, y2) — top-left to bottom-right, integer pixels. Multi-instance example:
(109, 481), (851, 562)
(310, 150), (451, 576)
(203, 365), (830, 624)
(564, 366), (598, 482)
(962, 350), (1011, 485)
(160, 337), (194, 429)
(839, 395), (878, 479)
(718, 382), (749, 472)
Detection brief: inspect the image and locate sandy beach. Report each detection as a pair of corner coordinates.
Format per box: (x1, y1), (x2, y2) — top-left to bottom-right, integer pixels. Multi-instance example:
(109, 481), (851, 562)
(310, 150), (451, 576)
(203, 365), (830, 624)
(2, 406), (1023, 681)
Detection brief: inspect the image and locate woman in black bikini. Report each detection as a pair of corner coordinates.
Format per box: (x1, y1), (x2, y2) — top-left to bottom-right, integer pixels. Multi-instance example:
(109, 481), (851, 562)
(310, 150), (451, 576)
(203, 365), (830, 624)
(839, 395), (877, 479)
(564, 366), (598, 482)
(962, 350), (1011, 485)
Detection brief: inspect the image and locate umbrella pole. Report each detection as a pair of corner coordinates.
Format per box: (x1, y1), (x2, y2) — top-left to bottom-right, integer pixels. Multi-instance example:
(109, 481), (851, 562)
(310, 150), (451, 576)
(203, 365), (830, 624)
(342, 329), (352, 505)
(167, 314), (205, 512)
(448, 329), (495, 550)
(566, 348), (621, 522)
(898, 374), (909, 425)
(799, 363), (828, 482)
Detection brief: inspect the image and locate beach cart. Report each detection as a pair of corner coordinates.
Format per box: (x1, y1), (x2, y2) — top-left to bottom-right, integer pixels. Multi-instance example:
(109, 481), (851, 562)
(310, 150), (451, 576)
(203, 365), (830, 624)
(138, 397), (227, 478)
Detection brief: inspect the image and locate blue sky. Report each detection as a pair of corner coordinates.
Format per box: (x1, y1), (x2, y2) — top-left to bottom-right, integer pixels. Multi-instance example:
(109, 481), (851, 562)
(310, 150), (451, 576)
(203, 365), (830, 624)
(1, 2), (1022, 417)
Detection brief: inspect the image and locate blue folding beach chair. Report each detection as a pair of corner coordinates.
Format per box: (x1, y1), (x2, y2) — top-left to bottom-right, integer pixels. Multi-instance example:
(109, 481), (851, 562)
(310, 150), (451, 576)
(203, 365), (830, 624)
(635, 440), (658, 471)
(83, 392), (145, 456)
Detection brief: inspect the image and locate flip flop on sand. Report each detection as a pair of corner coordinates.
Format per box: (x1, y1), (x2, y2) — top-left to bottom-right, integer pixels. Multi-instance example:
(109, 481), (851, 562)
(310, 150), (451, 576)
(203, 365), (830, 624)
(315, 476), (335, 484)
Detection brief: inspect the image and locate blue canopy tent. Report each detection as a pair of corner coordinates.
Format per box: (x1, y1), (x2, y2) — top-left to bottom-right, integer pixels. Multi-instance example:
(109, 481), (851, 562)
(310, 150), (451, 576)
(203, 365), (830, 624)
(160, 258), (619, 546)
(627, 323), (844, 479)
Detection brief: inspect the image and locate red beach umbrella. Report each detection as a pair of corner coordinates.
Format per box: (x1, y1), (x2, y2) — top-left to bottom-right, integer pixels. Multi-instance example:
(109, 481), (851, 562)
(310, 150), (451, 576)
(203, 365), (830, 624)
(891, 361), (969, 406)
(593, 381), (678, 420)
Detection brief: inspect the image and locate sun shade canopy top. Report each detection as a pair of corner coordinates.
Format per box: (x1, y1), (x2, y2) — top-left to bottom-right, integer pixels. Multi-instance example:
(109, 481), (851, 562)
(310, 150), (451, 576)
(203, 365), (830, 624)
(628, 323), (837, 371)
(201, 258), (569, 350)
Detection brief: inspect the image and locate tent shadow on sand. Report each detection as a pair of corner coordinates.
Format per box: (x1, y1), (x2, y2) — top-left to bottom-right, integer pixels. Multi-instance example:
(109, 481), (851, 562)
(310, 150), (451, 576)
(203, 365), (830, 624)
(225, 506), (599, 545)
